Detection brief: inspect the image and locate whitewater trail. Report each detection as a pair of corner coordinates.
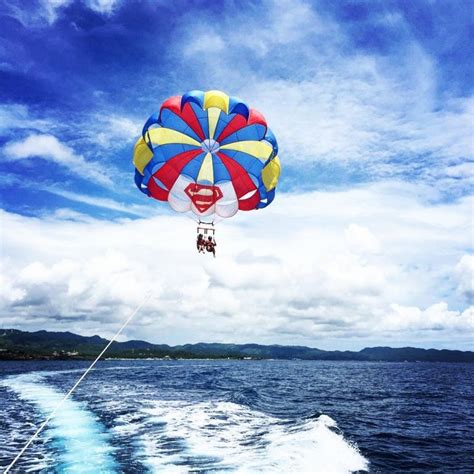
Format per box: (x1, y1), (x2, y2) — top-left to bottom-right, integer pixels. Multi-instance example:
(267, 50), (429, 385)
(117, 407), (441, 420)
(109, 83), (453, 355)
(124, 400), (369, 473)
(2, 373), (117, 473)
(3, 372), (369, 473)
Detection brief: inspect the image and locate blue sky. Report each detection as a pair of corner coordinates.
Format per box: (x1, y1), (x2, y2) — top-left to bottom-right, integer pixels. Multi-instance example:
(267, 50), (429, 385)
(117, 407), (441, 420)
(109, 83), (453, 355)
(1, 0), (473, 349)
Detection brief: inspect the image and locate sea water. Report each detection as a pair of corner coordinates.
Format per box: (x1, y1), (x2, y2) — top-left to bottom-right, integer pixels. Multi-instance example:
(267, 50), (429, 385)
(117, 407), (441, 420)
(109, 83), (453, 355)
(0, 360), (472, 472)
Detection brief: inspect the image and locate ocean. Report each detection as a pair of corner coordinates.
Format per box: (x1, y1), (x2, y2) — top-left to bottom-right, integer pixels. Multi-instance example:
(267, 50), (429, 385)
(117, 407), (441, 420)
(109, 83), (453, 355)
(0, 360), (473, 473)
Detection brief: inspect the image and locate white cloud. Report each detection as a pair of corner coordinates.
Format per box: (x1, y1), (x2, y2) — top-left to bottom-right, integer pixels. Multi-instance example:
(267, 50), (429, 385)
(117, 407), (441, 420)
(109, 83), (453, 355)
(87, 114), (142, 149)
(454, 255), (474, 303)
(3, 134), (112, 186)
(83, 0), (120, 14)
(182, 0), (334, 58)
(240, 81), (473, 170)
(41, 0), (72, 23)
(43, 188), (153, 217)
(3, 0), (71, 26)
(1, 181), (472, 349)
(183, 30), (225, 56)
(384, 302), (473, 332)
(0, 104), (142, 155)
(345, 224), (380, 255)
(3, 0), (121, 26)
(175, 0), (473, 188)
(0, 104), (52, 133)
(444, 162), (474, 179)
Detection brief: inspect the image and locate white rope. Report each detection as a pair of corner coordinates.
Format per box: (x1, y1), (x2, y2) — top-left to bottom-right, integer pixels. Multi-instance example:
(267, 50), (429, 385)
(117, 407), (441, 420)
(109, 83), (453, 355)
(4, 292), (152, 473)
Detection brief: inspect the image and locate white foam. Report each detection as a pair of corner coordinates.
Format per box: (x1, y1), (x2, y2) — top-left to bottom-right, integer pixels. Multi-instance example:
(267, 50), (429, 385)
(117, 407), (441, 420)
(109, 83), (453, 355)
(3, 371), (369, 473)
(137, 400), (369, 473)
(3, 373), (117, 473)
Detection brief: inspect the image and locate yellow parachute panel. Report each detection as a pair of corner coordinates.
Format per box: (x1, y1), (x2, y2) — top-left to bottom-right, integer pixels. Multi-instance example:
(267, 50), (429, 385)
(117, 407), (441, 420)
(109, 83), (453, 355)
(207, 107), (221, 139)
(133, 137), (154, 175)
(197, 152), (214, 184)
(147, 128), (200, 148)
(262, 156), (281, 191)
(203, 90), (229, 114)
(220, 140), (273, 162)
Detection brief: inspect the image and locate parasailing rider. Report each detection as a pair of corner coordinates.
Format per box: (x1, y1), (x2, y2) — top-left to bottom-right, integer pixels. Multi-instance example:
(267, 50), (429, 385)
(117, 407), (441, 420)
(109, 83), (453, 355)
(196, 233), (205, 253)
(205, 235), (216, 257)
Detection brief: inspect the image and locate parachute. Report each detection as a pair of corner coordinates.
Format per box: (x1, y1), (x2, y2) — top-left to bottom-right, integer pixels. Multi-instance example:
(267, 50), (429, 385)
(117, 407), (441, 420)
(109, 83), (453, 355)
(133, 90), (281, 221)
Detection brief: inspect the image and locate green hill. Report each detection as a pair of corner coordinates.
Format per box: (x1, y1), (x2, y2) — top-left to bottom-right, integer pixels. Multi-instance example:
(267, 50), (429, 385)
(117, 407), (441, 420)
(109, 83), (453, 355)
(0, 329), (472, 362)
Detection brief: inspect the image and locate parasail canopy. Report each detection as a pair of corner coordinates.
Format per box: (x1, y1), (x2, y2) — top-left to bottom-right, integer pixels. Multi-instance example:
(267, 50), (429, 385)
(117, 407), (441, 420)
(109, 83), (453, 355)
(133, 90), (281, 220)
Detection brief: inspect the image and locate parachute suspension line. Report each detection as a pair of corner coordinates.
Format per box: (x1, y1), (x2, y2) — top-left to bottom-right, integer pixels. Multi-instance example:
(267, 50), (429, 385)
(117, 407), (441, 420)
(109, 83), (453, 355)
(197, 220), (216, 237)
(4, 292), (153, 474)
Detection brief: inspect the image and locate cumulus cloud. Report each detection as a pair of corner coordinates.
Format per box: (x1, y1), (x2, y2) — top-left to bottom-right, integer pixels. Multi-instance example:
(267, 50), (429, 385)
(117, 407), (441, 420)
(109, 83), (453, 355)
(384, 302), (473, 332)
(1, 0), (472, 351)
(1, 182), (472, 349)
(345, 224), (380, 255)
(3, 134), (112, 186)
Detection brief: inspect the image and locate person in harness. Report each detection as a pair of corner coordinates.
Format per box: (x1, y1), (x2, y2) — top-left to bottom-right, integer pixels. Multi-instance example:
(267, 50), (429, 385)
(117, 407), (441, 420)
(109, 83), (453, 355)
(196, 234), (205, 253)
(205, 235), (216, 257)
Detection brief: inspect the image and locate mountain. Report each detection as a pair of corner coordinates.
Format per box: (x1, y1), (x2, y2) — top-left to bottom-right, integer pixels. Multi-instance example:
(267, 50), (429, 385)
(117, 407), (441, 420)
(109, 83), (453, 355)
(0, 329), (473, 362)
(359, 346), (474, 362)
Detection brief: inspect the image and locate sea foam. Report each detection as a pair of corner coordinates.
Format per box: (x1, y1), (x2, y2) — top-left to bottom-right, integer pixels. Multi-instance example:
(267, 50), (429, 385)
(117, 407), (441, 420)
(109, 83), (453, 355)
(3, 371), (369, 473)
(3, 373), (117, 473)
(135, 400), (369, 473)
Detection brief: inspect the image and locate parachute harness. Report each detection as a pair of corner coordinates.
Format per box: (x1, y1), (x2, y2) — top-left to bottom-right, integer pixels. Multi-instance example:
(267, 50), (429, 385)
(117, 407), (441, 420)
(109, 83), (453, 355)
(197, 220), (216, 237)
(196, 221), (217, 257)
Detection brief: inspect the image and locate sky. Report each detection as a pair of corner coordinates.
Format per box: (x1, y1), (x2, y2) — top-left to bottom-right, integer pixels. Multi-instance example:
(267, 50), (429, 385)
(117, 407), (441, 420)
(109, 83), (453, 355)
(0, 0), (473, 350)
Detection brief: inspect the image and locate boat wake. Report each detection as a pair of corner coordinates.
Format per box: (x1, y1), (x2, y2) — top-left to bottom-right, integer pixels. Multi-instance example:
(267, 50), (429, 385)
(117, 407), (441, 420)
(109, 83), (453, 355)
(2, 371), (368, 473)
(2, 372), (117, 473)
(117, 400), (369, 473)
